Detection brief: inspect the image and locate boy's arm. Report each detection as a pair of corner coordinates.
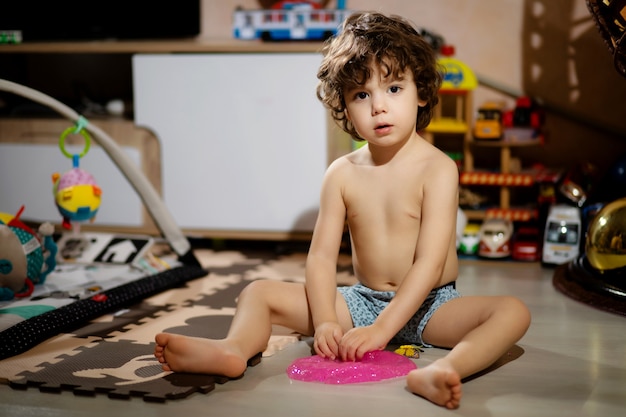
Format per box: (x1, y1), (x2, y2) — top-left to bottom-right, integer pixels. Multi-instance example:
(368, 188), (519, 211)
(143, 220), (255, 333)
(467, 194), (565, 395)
(339, 157), (460, 360)
(305, 160), (347, 359)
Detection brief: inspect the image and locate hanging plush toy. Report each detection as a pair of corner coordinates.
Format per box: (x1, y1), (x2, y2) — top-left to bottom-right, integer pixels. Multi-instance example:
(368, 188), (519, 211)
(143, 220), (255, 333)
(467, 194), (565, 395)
(51, 118), (102, 231)
(0, 206), (57, 301)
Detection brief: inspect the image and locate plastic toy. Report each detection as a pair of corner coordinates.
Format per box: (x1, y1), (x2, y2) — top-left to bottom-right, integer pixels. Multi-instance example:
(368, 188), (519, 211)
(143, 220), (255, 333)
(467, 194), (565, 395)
(459, 223), (481, 255)
(473, 102), (504, 140)
(478, 218), (513, 258)
(502, 97), (544, 142)
(459, 187), (488, 209)
(474, 97), (544, 143)
(52, 119), (102, 231)
(542, 204), (581, 265)
(504, 97), (541, 128)
(437, 45), (478, 90)
(394, 344), (423, 359)
(511, 226), (541, 262)
(233, 0), (351, 41)
(0, 206), (57, 301)
(423, 44), (476, 173)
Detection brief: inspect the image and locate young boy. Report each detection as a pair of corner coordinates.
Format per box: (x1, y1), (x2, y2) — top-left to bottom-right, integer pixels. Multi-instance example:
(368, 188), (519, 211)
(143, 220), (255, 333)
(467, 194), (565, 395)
(154, 12), (531, 409)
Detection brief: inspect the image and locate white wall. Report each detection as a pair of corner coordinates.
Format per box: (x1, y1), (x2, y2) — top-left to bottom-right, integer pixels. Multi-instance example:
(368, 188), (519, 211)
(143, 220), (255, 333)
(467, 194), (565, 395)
(198, 0), (626, 170)
(200, 0), (525, 109)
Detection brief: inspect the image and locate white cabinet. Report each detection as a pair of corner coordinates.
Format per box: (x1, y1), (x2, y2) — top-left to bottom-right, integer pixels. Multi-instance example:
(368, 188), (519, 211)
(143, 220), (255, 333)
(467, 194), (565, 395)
(132, 53), (327, 237)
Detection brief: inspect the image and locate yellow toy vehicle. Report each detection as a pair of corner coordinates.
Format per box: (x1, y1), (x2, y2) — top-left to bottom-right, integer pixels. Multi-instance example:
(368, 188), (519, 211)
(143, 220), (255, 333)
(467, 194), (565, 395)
(473, 102), (503, 140)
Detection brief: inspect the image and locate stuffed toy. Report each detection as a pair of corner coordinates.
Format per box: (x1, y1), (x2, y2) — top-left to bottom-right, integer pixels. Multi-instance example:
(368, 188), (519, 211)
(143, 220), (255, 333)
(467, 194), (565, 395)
(0, 206), (57, 301)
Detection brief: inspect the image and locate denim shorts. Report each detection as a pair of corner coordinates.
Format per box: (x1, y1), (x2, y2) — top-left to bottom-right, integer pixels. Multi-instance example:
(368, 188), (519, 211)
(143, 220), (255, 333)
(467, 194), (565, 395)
(337, 282), (460, 347)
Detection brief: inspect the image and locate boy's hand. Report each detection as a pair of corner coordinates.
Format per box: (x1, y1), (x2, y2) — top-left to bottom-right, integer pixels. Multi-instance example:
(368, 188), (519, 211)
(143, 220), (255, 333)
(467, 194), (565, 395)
(338, 324), (388, 362)
(313, 322), (344, 360)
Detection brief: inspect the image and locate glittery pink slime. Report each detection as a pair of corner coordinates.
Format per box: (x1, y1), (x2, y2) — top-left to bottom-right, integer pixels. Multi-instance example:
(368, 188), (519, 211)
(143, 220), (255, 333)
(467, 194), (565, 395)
(287, 350), (417, 384)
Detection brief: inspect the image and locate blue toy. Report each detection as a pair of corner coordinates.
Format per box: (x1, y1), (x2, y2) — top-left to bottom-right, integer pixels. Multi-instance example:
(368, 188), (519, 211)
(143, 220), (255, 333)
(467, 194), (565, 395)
(0, 206), (57, 301)
(233, 0), (350, 41)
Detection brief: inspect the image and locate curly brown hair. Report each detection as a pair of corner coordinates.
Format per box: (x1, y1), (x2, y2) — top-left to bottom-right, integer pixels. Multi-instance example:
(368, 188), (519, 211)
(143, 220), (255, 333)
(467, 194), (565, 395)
(316, 12), (442, 141)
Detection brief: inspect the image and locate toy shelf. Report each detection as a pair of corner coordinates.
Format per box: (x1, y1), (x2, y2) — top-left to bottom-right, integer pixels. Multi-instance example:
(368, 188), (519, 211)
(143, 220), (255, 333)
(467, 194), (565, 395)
(460, 161), (559, 222)
(425, 118), (469, 134)
(0, 38), (325, 54)
(424, 92), (547, 221)
(463, 207), (538, 222)
(468, 139), (543, 211)
(460, 171), (535, 187)
(484, 207), (538, 221)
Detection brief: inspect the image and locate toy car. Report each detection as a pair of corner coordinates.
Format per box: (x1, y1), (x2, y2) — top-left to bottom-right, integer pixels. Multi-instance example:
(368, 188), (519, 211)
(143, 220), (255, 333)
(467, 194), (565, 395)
(542, 205), (581, 265)
(503, 96), (543, 129)
(478, 218), (513, 258)
(473, 102), (504, 140)
(458, 223), (481, 255)
(512, 226), (541, 262)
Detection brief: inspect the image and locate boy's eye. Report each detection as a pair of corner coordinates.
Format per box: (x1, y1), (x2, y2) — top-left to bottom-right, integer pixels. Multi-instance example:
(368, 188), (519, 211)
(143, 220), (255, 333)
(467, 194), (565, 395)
(355, 92), (368, 100)
(389, 86), (401, 93)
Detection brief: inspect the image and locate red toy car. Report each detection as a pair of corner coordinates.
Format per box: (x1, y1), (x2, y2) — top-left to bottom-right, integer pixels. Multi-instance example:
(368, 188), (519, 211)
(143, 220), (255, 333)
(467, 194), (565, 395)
(512, 226), (541, 262)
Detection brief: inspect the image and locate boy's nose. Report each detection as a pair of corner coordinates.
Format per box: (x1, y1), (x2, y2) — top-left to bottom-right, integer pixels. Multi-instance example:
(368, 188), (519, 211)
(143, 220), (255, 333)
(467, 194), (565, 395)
(371, 98), (387, 115)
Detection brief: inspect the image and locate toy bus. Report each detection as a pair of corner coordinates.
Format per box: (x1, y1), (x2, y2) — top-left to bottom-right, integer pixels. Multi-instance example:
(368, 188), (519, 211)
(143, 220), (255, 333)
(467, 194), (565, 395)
(542, 204), (582, 265)
(233, 1), (351, 41)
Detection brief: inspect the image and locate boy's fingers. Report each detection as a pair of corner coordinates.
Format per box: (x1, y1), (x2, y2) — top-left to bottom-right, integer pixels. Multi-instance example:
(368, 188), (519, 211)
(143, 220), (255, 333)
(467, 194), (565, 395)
(338, 341), (355, 362)
(316, 337), (337, 360)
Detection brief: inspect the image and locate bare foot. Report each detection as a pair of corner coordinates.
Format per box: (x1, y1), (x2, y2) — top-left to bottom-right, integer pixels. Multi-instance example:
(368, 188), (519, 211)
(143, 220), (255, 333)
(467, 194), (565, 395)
(406, 360), (462, 409)
(154, 333), (248, 378)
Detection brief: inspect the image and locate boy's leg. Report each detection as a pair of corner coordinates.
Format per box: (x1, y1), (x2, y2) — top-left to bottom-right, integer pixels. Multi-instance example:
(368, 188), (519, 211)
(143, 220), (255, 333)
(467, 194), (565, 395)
(407, 295), (530, 408)
(155, 280), (316, 377)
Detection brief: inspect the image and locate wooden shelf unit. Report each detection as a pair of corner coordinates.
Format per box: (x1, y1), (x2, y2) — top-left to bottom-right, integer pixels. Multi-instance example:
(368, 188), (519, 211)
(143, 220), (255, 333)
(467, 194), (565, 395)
(424, 84), (544, 220)
(0, 38), (325, 54)
(468, 138), (542, 211)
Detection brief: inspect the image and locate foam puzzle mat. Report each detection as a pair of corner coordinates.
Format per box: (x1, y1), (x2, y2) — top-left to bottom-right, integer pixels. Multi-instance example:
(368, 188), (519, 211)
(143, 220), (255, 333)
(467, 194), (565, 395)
(0, 246), (356, 402)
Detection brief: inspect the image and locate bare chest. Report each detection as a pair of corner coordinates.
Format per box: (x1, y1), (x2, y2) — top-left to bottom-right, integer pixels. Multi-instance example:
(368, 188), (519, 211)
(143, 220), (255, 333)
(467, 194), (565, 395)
(343, 170), (424, 226)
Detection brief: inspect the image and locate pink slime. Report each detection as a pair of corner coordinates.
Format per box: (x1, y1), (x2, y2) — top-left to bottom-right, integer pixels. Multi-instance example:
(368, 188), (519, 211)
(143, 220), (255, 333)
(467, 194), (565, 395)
(287, 350), (417, 384)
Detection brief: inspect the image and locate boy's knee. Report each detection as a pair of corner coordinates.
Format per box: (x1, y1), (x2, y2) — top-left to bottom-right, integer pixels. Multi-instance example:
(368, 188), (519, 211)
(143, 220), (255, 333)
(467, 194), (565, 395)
(502, 296), (531, 329)
(239, 279), (269, 300)
(239, 279), (285, 301)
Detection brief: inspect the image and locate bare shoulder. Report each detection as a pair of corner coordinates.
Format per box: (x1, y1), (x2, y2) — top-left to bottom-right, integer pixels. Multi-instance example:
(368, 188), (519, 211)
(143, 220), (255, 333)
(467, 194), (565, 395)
(320, 151), (360, 195)
(416, 139), (459, 181)
(324, 153), (353, 183)
(325, 146), (367, 176)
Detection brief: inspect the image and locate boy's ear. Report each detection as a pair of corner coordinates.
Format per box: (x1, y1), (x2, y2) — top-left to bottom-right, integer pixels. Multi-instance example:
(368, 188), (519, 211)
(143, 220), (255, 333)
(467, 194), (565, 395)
(418, 97), (427, 107)
(344, 108), (351, 121)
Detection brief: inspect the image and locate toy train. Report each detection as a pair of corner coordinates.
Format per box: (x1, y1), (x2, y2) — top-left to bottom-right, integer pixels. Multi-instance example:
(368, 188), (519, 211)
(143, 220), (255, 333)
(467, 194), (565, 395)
(233, 1), (350, 41)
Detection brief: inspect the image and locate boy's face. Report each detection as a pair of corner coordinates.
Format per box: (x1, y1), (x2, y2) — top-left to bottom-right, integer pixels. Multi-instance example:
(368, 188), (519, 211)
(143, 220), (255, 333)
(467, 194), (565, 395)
(343, 65), (426, 147)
